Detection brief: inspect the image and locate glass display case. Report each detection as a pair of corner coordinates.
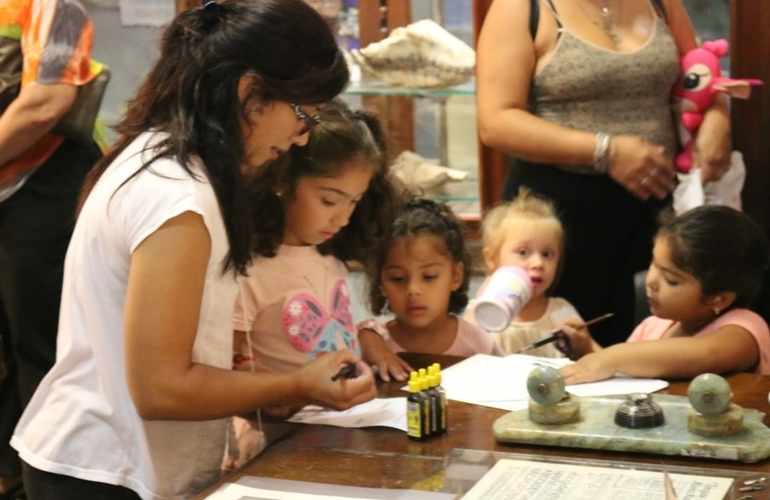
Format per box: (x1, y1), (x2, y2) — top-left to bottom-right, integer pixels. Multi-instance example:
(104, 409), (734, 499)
(339, 0), (481, 222)
(343, 80), (479, 219)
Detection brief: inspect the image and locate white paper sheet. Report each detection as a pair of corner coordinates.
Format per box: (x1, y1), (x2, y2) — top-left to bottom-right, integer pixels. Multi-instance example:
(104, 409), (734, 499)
(437, 354), (669, 412)
(204, 478), (456, 500)
(287, 397), (407, 431)
(461, 459), (733, 500)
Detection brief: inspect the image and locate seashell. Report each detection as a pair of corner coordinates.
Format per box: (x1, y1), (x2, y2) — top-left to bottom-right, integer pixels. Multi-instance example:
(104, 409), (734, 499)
(350, 19), (475, 89)
(390, 150), (468, 191)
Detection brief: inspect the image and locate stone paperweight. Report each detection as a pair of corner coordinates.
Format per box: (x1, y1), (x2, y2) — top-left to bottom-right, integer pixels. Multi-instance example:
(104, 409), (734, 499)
(687, 373), (744, 437)
(526, 366), (580, 425)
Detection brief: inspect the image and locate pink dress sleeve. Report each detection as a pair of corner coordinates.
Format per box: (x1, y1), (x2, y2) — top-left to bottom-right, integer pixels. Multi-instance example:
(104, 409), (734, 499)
(701, 309), (770, 374)
(626, 316), (673, 342)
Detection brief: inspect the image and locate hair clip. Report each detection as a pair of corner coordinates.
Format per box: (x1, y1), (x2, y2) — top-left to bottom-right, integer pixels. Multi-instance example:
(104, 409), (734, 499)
(201, 0), (221, 22)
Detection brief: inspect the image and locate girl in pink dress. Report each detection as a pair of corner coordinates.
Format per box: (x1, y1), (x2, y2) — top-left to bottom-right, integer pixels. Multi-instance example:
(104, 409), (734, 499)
(558, 205), (770, 384)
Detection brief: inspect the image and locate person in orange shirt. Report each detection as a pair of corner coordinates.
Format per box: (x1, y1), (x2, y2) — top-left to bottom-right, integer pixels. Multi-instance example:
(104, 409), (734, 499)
(0, 0), (103, 497)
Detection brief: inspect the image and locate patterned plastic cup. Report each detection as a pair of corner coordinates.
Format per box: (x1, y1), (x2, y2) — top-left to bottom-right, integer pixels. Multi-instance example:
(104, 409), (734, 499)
(473, 266), (533, 332)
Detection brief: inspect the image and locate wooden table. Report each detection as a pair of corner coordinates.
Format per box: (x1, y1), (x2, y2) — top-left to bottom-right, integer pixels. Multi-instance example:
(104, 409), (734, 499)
(197, 354), (770, 497)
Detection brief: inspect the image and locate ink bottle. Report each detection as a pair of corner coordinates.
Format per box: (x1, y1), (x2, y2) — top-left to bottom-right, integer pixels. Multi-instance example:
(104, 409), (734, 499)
(426, 368), (442, 436)
(418, 368), (434, 437)
(428, 363), (447, 434)
(406, 372), (425, 441)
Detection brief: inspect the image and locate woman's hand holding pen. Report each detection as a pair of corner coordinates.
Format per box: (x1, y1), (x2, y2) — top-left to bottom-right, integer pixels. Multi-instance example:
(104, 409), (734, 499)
(298, 350), (377, 411)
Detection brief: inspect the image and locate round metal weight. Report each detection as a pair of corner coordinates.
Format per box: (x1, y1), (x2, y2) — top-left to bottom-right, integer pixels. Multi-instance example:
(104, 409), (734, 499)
(614, 393), (665, 428)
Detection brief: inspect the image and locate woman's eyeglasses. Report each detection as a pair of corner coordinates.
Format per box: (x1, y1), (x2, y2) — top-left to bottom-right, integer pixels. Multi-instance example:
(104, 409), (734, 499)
(289, 103), (321, 135)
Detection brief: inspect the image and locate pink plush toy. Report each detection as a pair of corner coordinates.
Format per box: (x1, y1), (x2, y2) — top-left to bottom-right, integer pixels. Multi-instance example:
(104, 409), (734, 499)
(673, 39), (763, 173)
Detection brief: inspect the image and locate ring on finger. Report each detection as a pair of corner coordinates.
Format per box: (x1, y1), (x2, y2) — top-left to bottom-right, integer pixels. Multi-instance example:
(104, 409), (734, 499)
(641, 175), (650, 186)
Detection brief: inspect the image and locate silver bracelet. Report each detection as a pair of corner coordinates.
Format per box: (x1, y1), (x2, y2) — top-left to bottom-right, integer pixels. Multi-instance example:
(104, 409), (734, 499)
(593, 132), (613, 174)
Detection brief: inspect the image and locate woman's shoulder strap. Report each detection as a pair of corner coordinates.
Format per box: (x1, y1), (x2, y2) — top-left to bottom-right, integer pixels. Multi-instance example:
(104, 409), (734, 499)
(651, 0), (667, 20)
(529, 0), (539, 40)
(529, 0), (560, 40)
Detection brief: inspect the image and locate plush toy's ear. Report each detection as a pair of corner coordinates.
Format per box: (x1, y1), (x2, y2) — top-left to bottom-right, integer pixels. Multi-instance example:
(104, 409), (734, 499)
(702, 39), (729, 58)
(712, 78), (765, 99)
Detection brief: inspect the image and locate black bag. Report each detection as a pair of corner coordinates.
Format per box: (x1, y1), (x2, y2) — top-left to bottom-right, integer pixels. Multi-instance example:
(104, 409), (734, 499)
(0, 33), (110, 145)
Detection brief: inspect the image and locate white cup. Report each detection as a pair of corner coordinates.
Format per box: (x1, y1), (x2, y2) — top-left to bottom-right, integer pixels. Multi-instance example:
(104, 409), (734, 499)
(473, 266), (533, 332)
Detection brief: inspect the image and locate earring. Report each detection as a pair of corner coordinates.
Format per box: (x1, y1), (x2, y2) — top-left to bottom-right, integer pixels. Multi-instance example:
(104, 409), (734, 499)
(712, 296), (723, 316)
(274, 190), (283, 198)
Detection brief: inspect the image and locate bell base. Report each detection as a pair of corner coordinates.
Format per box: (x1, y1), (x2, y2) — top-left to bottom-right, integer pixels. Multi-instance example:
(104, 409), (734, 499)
(528, 393), (580, 425)
(688, 403), (744, 437)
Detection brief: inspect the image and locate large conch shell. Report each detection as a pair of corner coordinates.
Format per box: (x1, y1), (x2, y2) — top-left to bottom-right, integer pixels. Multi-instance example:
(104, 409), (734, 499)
(350, 19), (475, 89)
(390, 150), (468, 192)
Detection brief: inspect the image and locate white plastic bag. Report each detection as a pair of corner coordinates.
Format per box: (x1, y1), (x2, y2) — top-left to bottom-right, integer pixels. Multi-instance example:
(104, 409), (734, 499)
(673, 150), (746, 215)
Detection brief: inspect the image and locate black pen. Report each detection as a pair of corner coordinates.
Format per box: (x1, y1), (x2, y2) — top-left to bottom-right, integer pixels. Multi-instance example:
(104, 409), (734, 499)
(514, 312), (614, 354)
(331, 363), (357, 382)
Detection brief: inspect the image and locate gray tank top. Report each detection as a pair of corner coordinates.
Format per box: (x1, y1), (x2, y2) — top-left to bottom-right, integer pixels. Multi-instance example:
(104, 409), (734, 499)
(531, 7), (680, 174)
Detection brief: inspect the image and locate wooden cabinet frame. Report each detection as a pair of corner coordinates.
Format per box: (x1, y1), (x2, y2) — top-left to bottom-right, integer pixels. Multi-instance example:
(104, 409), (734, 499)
(356, 0), (415, 159)
(730, 1), (770, 238)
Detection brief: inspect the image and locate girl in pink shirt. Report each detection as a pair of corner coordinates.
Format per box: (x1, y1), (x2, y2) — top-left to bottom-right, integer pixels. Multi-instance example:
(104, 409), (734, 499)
(224, 98), (408, 470)
(361, 198), (505, 358)
(558, 205), (770, 384)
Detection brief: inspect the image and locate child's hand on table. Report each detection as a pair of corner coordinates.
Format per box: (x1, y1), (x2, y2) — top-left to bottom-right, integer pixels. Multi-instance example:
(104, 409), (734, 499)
(358, 325), (413, 382)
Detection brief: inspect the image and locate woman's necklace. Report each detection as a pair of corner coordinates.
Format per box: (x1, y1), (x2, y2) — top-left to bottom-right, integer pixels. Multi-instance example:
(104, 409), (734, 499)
(577, 0), (622, 45)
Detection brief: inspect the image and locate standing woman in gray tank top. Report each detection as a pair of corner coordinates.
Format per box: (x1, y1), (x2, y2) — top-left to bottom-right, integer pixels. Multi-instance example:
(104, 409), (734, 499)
(476, 0), (732, 347)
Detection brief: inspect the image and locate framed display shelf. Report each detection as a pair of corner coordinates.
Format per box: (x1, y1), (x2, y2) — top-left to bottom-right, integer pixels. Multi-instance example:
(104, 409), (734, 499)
(351, 0), (482, 226)
(345, 79), (475, 98)
(345, 78), (480, 222)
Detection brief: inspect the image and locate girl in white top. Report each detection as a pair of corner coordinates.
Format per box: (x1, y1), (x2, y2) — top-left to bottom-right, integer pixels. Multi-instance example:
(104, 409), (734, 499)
(11, 1), (376, 499)
(467, 187), (583, 357)
(559, 205), (770, 384)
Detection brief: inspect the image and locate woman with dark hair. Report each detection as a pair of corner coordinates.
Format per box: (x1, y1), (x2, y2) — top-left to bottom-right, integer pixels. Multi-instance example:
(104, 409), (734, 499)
(10, 1), (376, 498)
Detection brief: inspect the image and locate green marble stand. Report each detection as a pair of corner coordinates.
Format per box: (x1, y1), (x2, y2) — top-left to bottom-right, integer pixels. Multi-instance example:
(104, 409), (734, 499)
(493, 393), (770, 463)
